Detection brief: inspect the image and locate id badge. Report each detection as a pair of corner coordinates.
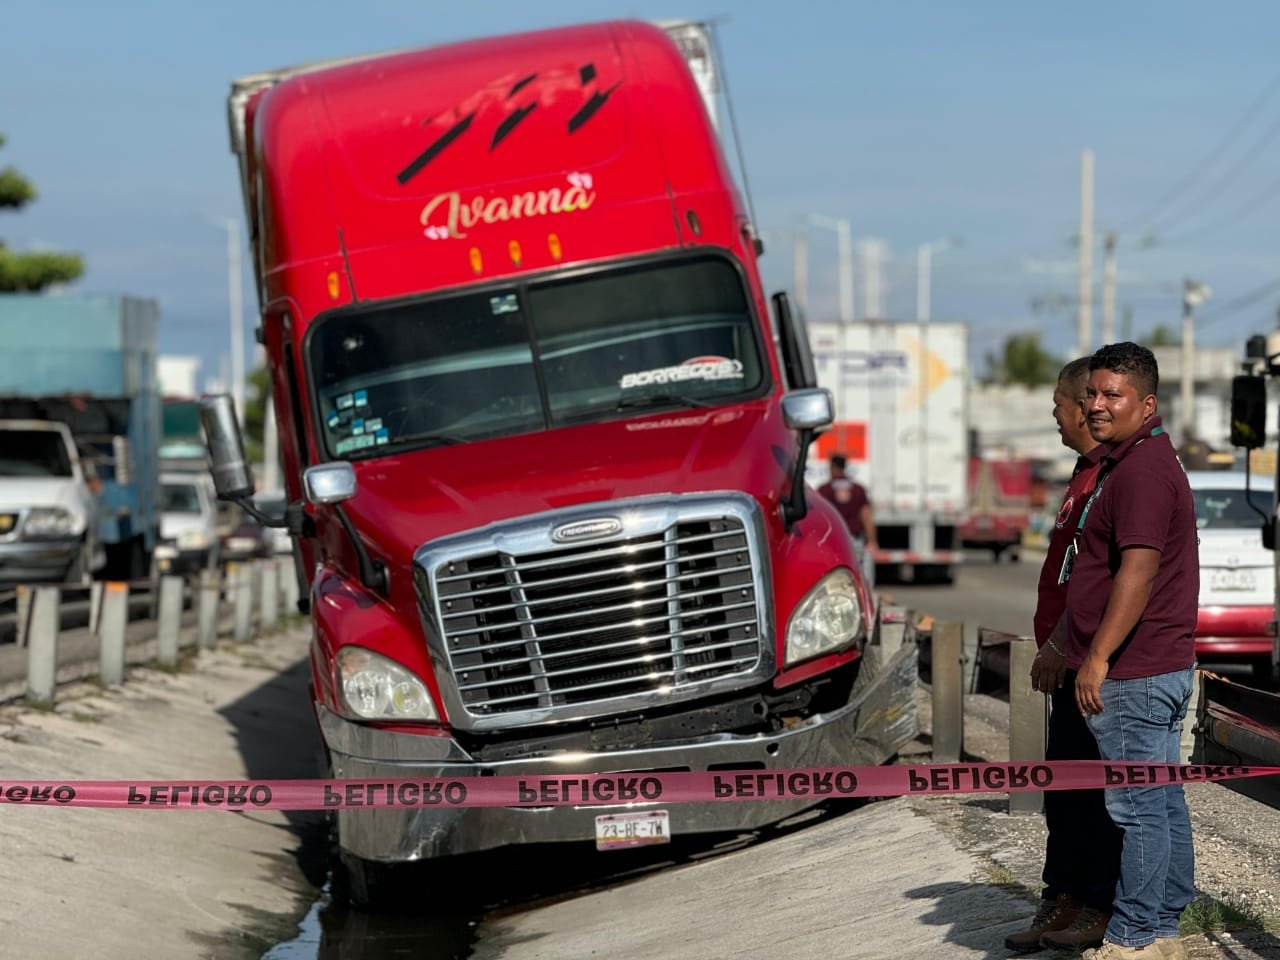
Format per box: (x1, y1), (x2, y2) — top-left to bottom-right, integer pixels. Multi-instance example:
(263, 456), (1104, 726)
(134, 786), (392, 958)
(1057, 539), (1078, 586)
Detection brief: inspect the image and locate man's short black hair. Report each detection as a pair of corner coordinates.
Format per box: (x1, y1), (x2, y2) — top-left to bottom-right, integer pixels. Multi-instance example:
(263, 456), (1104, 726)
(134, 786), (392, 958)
(1089, 341), (1159, 398)
(830, 454), (848, 470)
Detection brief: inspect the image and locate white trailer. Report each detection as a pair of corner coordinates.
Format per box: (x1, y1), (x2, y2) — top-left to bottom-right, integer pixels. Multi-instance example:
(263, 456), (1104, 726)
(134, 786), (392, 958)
(808, 320), (969, 581)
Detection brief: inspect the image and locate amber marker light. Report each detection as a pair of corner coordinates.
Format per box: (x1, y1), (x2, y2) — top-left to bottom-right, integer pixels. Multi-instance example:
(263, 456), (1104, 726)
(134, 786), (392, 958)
(469, 247), (483, 274)
(326, 271), (341, 300)
(508, 240), (522, 267)
(548, 233), (563, 261)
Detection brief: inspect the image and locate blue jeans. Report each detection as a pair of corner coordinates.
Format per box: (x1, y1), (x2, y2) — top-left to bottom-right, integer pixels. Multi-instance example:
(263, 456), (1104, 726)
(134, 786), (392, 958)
(1085, 667), (1196, 948)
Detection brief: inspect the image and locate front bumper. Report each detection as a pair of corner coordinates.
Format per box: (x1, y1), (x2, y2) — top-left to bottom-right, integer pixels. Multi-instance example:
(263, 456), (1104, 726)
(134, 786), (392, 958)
(155, 544), (214, 575)
(321, 643), (918, 863)
(1195, 605), (1273, 659)
(0, 540), (79, 585)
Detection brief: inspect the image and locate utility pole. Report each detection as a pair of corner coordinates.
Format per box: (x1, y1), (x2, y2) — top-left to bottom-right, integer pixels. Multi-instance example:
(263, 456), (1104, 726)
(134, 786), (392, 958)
(1101, 231), (1117, 345)
(1077, 149), (1094, 357)
(1180, 278), (1212, 445)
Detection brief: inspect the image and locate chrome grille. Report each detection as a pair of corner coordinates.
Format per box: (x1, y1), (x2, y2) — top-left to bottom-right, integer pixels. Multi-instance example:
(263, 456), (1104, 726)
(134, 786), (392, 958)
(426, 502), (767, 727)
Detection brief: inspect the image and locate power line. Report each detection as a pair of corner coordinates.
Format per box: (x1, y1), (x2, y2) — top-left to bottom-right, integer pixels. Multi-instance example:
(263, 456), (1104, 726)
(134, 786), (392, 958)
(1199, 275), (1280, 328)
(1115, 66), (1280, 233)
(1142, 113), (1280, 235)
(1157, 170), (1280, 244)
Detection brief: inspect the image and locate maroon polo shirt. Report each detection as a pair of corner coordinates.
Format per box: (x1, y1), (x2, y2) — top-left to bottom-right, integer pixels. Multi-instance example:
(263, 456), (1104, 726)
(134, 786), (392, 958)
(818, 478), (870, 539)
(1033, 444), (1106, 646)
(1062, 417), (1198, 678)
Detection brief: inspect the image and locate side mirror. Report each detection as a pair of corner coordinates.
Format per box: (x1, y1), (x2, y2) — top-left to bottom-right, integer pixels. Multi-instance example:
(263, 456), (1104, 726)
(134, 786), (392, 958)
(1230, 375), (1267, 449)
(198, 394), (255, 500)
(304, 462), (357, 505)
(782, 388), (834, 432)
(772, 291), (818, 390)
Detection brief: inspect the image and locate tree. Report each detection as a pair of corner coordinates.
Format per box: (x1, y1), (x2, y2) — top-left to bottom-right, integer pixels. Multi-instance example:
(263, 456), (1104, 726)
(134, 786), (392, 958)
(244, 365), (271, 465)
(1142, 325), (1179, 347)
(985, 332), (1059, 387)
(0, 134), (84, 292)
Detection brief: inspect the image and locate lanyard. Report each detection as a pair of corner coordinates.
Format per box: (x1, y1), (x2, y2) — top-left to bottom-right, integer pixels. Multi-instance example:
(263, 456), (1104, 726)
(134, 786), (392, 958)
(1075, 425), (1163, 533)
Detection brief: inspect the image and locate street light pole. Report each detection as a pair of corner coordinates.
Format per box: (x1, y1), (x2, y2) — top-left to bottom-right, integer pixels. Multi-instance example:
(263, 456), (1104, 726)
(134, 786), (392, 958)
(212, 217), (246, 428)
(808, 214), (854, 323)
(915, 237), (961, 322)
(1180, 278), (1212, 445)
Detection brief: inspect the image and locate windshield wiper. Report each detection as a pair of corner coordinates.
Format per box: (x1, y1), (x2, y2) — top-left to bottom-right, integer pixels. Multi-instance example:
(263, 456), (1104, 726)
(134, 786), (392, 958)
(613, 393), (709, 411)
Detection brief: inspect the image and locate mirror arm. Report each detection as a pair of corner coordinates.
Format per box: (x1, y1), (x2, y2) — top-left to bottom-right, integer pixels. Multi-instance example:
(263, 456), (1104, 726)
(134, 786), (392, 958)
(783, 427), (816, 530)
(230, 495), (287, 528)
(333, 503), (388, 595)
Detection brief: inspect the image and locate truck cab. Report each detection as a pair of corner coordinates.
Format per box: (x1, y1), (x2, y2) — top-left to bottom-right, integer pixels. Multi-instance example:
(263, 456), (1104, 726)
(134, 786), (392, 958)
(211, 19), (918, 906)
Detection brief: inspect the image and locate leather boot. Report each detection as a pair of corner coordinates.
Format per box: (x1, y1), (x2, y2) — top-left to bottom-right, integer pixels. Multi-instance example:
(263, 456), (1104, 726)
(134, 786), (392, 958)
(1004, 893), (1082, 953)
(1040, 905), (1110, 950)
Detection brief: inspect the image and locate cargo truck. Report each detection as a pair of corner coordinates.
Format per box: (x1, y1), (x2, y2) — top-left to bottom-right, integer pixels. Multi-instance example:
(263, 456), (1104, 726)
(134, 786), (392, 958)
(0, 295), (161, 583)
(205, 19), (919, 907)
(808, 320), (968, 582)
(1194, 331), (1280, 811)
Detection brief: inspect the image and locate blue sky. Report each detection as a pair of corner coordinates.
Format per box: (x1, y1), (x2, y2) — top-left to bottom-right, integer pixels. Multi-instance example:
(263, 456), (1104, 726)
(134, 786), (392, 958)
(4, 1), (1280, 388)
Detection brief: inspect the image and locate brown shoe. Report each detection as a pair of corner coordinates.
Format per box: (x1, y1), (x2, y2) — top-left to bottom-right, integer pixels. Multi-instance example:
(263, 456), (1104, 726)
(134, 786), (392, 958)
(1039, 905), (1110, 950)
(1005, 894), (1082, 953)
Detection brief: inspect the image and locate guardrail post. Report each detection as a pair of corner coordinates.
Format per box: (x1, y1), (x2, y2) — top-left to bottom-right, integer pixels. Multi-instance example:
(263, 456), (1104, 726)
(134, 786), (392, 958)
(282, 560), (301, 615)
(15, 584), (31, 647)
(1008, 638), (1046, 815)
(260, 560), (279, 632)
(878, 603), (908, 658)
(962, 620), (982, 694)
(25, 586), (60, 704)
(157, 575), (184, 667)
(99, 581), (129, 686)
(931, 619), (965, 763)
(232, 562), (253, 642)
(197, 568), (220, 649)
(89, 580), (105, 636)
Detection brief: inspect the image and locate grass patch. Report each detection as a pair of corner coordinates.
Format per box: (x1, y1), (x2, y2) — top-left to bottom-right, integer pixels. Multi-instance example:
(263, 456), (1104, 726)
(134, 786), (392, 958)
(69, 712), (101, 724)
(1180, 895), (1267, 935)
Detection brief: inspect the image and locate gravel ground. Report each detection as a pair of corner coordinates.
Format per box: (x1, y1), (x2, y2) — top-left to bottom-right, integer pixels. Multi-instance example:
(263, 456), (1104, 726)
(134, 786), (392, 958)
(907, 684), (1280, 958)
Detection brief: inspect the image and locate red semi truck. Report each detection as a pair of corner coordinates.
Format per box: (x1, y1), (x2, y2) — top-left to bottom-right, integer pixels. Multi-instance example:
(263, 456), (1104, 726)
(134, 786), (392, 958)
(203, 20), (918, 906)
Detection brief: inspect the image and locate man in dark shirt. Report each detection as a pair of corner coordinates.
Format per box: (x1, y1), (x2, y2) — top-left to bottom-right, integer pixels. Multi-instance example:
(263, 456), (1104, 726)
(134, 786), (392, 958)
(817, 453), (877, 587)
(1049, 342), (1197, 960)
(1005, 358), (1122, 953)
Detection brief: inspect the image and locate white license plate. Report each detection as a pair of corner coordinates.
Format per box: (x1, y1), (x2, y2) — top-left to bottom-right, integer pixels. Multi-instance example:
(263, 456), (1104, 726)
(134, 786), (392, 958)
(1210, 569), (1256, 592)
(594, 810), (670, 851)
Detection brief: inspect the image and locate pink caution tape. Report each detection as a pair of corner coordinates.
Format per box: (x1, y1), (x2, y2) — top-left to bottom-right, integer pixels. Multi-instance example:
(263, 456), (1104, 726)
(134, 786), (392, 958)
(0, 762), (1274, 811)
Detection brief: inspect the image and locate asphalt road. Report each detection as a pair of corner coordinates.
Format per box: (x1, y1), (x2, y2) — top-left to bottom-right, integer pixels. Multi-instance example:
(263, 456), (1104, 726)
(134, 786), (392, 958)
(881, 551), (1041, 637)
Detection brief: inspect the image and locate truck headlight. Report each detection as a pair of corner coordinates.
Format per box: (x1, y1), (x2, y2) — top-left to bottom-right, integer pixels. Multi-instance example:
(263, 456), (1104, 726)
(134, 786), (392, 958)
(178, 531), (210, 550)
(784, 568), (864, 666)
(23, 507), (78, 539)
(336, 647), (439, 722)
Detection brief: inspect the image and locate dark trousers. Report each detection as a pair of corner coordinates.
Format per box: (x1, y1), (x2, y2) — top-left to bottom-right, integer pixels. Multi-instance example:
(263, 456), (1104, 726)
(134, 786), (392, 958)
(1042, 670), (1123, 910)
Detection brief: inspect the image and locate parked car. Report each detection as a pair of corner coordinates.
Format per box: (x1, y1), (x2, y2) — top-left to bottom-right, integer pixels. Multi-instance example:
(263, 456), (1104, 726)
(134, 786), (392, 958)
(1189, 470), (1277, 681)
(0, 419), (105, 585)
(155, 471), (220, 575)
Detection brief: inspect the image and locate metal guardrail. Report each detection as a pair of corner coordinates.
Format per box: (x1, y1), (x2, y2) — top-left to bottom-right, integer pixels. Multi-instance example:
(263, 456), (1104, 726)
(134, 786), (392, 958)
(1, 559), (301, 706)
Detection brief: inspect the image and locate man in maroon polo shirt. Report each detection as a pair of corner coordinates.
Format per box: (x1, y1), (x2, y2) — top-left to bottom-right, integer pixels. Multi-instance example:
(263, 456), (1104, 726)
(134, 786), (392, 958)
(1005, 357), (1122, 953)
(818, 453), (877, 587)
(1051, 342), (1198, 960)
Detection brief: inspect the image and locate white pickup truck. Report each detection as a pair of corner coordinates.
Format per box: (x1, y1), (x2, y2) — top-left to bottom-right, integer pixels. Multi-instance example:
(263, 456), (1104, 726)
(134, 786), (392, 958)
(0, 419), (104, 585)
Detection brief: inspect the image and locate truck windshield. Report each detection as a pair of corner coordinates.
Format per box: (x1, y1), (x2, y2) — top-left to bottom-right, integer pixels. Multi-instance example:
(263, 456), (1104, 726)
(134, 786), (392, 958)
(0, 430), (73, 478)
(308, 256), (767, 458)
